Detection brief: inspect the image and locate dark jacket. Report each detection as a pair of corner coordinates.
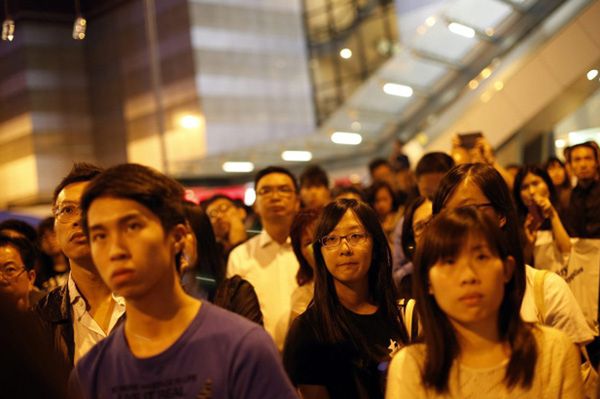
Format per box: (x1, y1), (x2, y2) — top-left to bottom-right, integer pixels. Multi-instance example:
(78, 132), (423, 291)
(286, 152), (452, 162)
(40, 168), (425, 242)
(568, 179), (600, 238)
(35, 284), (75, 367)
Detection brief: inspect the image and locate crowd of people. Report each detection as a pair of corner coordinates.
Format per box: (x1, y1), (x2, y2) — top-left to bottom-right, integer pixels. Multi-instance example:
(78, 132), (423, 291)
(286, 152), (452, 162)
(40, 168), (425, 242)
(1, 135), (600, 398)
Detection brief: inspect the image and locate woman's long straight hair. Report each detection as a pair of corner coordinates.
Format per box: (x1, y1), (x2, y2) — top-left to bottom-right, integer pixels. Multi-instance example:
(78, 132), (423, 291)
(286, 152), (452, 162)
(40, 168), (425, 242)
(310, 199), (409, 358)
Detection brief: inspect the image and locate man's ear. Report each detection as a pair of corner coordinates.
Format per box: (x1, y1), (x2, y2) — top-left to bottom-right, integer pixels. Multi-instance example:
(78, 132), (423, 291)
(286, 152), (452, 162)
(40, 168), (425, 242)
(27, 270), (36, 287)
(171, 224), (188, 254)
(235, 206), (247, 221)
(503, 256), (516, 283)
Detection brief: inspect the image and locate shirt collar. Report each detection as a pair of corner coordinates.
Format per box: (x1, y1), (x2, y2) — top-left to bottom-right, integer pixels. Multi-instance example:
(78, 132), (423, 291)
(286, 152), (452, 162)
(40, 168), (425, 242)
(258, 229), (291, 248)
(67, 272), (126, 308)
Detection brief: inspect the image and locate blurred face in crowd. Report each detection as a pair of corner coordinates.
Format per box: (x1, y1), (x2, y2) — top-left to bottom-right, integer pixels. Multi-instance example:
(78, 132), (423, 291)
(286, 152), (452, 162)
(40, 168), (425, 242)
(417, 172), (446, 200)
(300, 184), (330, 209)
(371, 164), (395, 186)
(87, 197), (184, 299)
(300, 223), (317, 270)
(255, 173), (300, 224)
(443, 180), (504, 226)
(206, 198), (245, 240)
(412, 199), (433, 246)
(570, 146), (599, 182)
(428, 234), (513, 328)
(546, 161), (567, 187)
(40, 228), (61, 257)
(374, 187), (393, 219)
(519, 173), (550, 207)
(321, 210), (373, 290)
(0, 244), (35, 309)
(54, 182), (92, 265)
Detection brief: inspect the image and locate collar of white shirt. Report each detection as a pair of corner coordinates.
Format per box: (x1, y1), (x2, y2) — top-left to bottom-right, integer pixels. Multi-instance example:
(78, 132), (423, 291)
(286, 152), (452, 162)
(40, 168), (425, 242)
(258, 229), (292, 249)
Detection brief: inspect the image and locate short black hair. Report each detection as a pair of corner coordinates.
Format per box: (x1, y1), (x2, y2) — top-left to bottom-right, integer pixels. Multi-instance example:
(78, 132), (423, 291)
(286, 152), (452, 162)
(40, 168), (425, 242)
(368, 158), (391, 176)
(254, 166), (298, 192)
(299, 165), (329, 188)
(415, 152), (454, 178)
(52, 162), (104, 206)
(200, 194), (236, 211)
(81, 163), (186, 236)
(37, 217), (55, 237)
(331, 185), (367, 202)
(0, 234), (38, 271)
(0, 219), (38, 243)
(565, 141), (600, 163)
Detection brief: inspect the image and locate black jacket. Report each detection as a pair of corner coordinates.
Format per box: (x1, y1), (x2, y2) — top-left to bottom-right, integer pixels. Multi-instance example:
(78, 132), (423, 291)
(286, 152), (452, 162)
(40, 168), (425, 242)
(35, 284), (75, 367)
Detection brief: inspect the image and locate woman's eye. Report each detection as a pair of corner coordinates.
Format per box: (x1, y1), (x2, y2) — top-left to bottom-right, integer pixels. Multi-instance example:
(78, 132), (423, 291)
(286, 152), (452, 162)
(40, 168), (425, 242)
(441, 257), (455, 265)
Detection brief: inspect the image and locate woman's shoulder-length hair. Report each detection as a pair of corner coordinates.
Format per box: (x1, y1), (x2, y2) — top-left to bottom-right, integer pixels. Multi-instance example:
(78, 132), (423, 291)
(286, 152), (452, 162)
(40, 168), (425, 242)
(413, 207), (536, 394)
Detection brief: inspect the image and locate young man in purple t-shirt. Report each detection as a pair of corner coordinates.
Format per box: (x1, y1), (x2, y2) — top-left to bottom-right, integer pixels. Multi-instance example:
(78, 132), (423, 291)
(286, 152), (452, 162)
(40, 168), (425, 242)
(69, 163), (296, 399)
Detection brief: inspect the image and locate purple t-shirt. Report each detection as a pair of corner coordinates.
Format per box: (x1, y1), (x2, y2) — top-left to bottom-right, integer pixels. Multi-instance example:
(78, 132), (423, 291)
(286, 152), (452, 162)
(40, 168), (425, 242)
(70, 302), (296, 399)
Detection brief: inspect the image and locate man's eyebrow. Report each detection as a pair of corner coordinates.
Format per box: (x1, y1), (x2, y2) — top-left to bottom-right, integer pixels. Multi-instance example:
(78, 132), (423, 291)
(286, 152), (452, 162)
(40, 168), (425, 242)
(89, 212), (143, 231)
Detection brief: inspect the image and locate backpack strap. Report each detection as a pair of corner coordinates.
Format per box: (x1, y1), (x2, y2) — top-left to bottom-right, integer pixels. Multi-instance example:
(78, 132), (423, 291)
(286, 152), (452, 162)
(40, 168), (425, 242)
(533, 269), (549, 324)
(398, 298), (418, 342)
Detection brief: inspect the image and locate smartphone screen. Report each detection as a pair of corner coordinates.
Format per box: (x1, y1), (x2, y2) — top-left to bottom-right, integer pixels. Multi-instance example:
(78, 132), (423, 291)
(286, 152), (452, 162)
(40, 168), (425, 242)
(458, 132), (483, 149)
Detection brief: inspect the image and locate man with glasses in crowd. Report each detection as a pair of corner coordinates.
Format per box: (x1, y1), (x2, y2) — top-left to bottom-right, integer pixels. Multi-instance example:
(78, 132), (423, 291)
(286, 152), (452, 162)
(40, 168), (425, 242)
(227, 166), (300, 350)
(203, 194), (248, 256)
(0, 235), (39, 310)
(36, 163), (126, 367)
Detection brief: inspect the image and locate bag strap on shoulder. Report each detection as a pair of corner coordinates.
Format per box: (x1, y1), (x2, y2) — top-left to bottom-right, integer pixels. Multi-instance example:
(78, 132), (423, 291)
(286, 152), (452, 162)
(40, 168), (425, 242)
(533, 269), (550, 324)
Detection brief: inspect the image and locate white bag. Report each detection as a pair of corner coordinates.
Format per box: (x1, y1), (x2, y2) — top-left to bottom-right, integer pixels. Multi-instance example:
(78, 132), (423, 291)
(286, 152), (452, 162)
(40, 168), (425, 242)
(553, 238), (600, 334)
(533, 231), (568, 272)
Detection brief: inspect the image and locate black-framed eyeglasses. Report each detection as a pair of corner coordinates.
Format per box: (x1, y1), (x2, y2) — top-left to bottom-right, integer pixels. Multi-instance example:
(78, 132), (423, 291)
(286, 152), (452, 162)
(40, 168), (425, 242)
(54, 203), (82, 224)
(207, 203), (232, 219)
(413, 217), (432, 238)
(457, 203), (494, 212)
(256, 185), (295, 197)
(0, 265), (27, 281)
(320, 232), (369, 249)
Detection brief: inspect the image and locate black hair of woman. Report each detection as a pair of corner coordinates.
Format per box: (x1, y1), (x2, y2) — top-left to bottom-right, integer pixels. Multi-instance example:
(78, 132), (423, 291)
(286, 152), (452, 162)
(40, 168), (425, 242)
(401, 196), (428, 262)
(512, 165), (560, 220)
(432, 163), (526, 283)
(290, 208), (321, 286)
(182, 201), (226, 299)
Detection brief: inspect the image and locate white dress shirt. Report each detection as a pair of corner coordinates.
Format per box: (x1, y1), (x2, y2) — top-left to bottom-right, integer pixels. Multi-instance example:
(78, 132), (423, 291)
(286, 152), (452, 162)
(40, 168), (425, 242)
(68, 274), (126, 363)
(227, 230), (299, 350)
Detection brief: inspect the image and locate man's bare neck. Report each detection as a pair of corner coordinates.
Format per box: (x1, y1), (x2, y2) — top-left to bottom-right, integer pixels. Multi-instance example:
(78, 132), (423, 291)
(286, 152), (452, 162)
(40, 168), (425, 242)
(124, 286), (201, 358)
(69, 261), (112, 308)
(263, 221), (292, 244)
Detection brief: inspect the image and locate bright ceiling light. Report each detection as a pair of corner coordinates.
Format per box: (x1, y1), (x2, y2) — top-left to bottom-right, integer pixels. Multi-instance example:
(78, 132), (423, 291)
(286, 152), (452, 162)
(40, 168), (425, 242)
(448, 22), (475, 39)
(587, 69), (599, 81)
(555, 139), (566, 149)
(480, 68), (492, 79)
(383, 83), (413, 97)
(339, 48), (352, 59)
(2, 18), (15, 41)
(72, 16), (87, 40)
(331, 131), (362, 145)
(425, 16), (436, 27)
(222, 162), (254, 173)
(179, 115), (201, 129)
(281, 150), (312, 162)
(468, 80), (479, 90)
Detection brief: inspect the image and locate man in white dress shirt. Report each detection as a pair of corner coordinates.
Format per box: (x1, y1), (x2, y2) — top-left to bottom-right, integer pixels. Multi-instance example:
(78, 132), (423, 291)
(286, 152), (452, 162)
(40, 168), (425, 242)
(227, 166), (300, 350)
(36, 163), (126, 366)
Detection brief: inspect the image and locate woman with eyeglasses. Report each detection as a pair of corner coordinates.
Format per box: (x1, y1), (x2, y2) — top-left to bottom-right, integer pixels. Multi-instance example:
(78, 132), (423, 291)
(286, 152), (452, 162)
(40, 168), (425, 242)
(283, 199), (409, 399)
(431, 163), (593, 347)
